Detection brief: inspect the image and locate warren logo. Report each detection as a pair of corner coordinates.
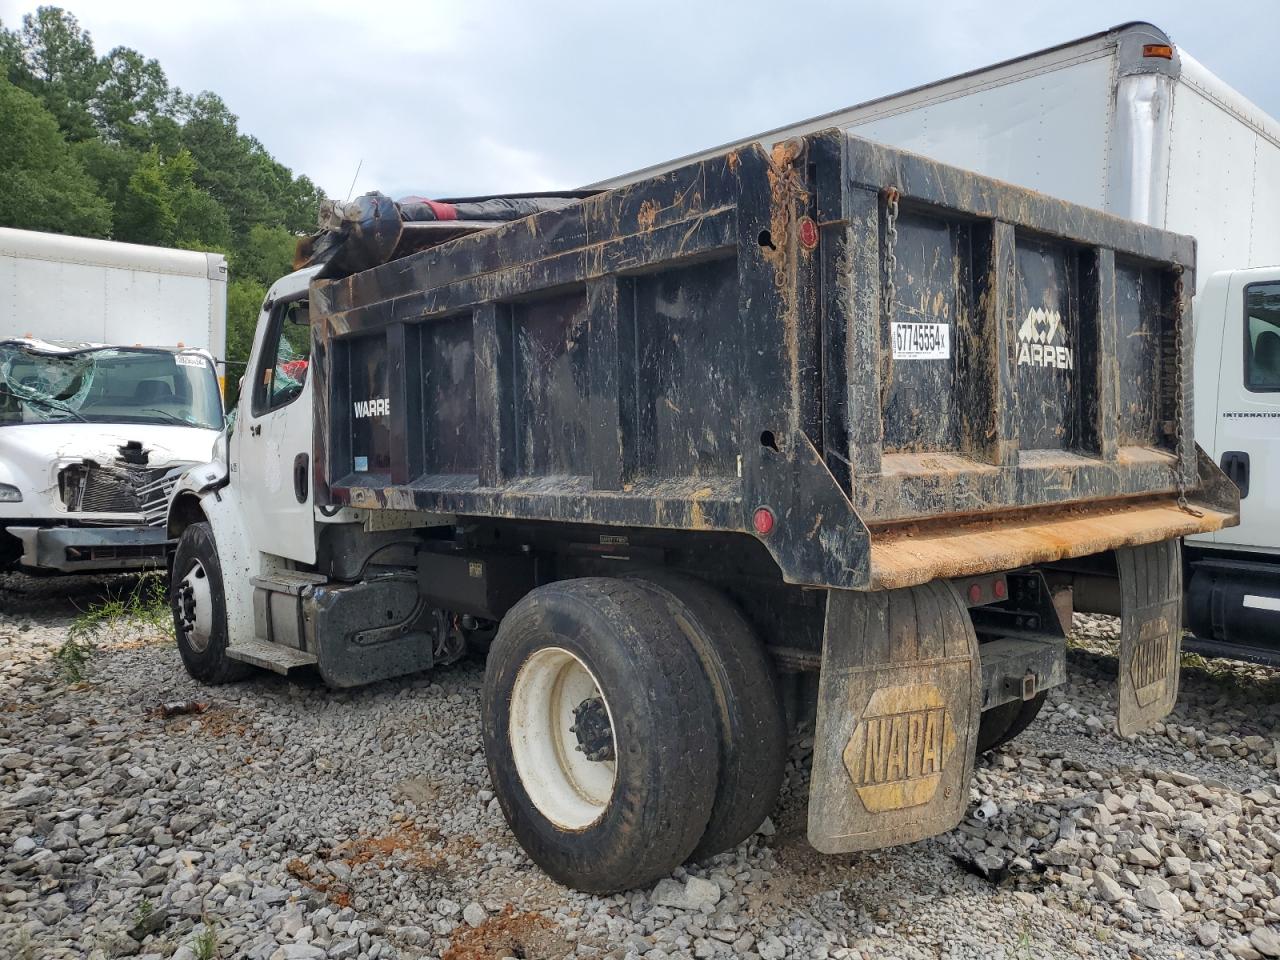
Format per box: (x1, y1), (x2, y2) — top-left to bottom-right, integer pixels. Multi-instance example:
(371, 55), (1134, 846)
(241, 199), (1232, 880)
(1016, 307), (1073, 370)
(843, 683), (957, 813)
(353, 397), (390, 419)
(1130, 615), (1172, 704)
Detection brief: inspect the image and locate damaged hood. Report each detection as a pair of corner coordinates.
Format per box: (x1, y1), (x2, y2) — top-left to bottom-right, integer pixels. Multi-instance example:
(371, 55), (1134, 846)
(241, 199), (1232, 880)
(0, 422), (219, 516)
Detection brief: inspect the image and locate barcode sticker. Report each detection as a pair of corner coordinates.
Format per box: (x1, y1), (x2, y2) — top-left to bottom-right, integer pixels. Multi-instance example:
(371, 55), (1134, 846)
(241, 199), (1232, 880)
(891, 322), (950, 360)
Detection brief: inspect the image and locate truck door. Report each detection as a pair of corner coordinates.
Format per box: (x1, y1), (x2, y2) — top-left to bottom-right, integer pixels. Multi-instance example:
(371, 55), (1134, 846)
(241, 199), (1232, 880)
(232, 294), (317, 563)
(1213, 273), (1280, 552)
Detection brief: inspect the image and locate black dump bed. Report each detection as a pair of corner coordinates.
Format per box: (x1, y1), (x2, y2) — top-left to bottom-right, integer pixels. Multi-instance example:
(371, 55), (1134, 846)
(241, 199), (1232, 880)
(309, 131), (1236, 590)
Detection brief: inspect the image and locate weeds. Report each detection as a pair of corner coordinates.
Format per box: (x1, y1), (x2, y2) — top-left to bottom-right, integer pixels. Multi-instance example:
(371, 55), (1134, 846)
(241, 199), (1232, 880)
(133, 896), (154, 927)
(191, 915), (219, 960)
(55, 572), (172, 682)
(1015, 921), (1034, 959)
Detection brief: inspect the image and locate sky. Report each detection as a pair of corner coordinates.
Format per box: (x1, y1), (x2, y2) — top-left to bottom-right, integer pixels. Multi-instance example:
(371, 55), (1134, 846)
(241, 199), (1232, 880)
(2, 0), (1277, 201)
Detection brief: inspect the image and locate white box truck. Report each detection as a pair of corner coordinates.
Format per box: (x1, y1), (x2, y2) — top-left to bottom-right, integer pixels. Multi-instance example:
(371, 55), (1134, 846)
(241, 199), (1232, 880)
(594, 21), (1280, 663)
(0, 228), (228, 574)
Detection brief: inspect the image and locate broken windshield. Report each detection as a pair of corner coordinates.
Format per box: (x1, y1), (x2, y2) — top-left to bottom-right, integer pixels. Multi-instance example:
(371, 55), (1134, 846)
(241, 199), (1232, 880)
(0, 343), (224, 430)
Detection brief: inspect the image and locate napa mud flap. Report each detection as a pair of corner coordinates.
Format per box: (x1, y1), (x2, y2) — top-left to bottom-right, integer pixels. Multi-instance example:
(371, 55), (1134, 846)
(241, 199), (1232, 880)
(1116, 540), (1182, 736)
(808, 581), (980, 854)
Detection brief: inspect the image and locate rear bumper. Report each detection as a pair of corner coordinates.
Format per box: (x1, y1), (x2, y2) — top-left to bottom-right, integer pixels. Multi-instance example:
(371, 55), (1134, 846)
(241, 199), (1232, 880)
(867, 446), (1240, 591)
(6, 525), (172, 573)
(868, 496), (1235, 591)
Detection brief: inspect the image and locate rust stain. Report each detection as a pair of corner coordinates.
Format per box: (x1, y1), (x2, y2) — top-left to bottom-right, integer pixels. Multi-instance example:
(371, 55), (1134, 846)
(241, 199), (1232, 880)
(637, 198), (660, 232)
(764, 138), (810, 442)
(726, 150), (741, 172)
(442, 906), (562, 960)
(688, 485), (714, 531)
(869, 497), (1234, 590)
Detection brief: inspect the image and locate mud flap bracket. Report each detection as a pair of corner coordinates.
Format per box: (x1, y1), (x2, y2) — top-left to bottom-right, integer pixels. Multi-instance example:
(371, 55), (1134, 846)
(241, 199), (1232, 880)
(808, 580), (980, 853)
(1116, 540), (1182, 736)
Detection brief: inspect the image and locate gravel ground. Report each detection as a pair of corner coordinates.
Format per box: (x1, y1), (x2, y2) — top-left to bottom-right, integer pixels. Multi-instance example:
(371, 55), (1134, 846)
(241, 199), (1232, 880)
(1, 573), (1278, 960)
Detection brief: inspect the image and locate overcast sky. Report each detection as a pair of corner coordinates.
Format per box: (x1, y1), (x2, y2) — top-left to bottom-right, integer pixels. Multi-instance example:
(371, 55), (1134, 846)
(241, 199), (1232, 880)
(2, 0), (1277, 201)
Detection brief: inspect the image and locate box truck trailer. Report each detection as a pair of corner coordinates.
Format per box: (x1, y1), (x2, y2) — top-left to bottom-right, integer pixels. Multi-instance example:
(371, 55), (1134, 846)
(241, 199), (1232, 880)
(591, 21), (1280, 663)
(0, 228), (227, 574)
(157, 133), (1236, 891)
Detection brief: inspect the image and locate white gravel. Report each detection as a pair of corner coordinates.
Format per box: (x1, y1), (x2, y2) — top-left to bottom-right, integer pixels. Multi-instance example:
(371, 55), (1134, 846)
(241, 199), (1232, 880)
(1, 573), (1278, 960)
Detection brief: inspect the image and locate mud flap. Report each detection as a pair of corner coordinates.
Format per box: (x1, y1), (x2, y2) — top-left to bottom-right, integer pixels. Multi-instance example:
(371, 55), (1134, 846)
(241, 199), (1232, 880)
(1116, 540), (1182, 736)
(808, 580), (980, 854)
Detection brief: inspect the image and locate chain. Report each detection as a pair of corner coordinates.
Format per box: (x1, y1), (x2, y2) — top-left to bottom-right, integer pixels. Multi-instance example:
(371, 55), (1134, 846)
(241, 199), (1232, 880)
(1170, 266), (1203, 518)
(882, 187), (900, 324)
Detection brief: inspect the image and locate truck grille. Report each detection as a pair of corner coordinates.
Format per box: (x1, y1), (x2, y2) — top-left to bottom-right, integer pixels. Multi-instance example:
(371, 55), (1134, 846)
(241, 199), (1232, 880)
(59, 464), (180, 522)
(137, 470), (183, 527)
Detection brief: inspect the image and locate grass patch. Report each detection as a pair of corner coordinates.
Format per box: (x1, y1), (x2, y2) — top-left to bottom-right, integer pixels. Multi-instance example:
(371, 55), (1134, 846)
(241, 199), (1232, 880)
(56, 572), (172, 681)
(191, 915), (220, 960)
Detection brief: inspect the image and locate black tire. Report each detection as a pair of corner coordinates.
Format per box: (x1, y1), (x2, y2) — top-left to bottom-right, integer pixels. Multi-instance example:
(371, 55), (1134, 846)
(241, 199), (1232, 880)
(627, 573), (786, 859)
(482, 578), (719, 893)
(976, 692), (1047, 754)
(170, 522), (250, 684)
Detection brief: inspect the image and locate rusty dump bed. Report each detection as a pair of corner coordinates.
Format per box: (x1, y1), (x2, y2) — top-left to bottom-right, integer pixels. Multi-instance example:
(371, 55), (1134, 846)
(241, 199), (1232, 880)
(309, 131), (1235, 590)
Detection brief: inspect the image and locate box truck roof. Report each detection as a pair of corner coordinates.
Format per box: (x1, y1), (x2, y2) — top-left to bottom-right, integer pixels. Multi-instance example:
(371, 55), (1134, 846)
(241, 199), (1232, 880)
(590, 21), (1280, 195)
(0, 228), (226, 280)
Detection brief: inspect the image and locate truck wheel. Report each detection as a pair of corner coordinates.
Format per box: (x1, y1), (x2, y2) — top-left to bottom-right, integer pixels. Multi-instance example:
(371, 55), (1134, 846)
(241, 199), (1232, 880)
(628, 573), (786, 859)
(976, 692), (1047, 754)
(170, 522), (249, 684)
(482, 578), (718, 893)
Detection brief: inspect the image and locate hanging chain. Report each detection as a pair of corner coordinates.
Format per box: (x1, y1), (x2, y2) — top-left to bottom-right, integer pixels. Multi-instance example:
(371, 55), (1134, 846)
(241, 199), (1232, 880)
(1170, 266), (1203, 518)
(882, 187), (900, 324)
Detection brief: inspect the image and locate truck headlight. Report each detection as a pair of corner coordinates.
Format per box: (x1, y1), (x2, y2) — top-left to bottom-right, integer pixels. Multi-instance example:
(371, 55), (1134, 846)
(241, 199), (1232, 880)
(0, 483), (21, 503)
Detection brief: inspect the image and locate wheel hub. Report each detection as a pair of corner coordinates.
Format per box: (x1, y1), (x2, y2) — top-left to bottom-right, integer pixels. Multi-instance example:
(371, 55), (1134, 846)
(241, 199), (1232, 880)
(570, 697), (615, 762)
(176, 560), (213, 653)
(508, 646), (618, 830)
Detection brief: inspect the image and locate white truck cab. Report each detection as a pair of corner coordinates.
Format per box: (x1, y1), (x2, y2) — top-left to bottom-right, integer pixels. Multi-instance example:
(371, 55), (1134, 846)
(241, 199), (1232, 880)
(1185, 267), (1280, 660)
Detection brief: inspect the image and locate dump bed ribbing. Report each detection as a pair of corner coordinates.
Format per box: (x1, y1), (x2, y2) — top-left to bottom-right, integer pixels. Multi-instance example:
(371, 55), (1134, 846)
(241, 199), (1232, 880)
(309, 131), (1235, 590)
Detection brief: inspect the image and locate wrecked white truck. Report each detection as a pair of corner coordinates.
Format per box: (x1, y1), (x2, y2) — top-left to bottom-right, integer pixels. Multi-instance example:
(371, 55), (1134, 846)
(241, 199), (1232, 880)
(0, 229), (227, 575)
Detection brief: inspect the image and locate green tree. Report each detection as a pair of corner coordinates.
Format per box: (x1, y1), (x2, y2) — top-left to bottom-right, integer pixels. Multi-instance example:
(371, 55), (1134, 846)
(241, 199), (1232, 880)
(0, 78), (111, 235)
(10, 6), (101, 141)
(94, 45), (169, 146)
(116, 147), (230, 250)
(224, 278), (267, 406)
(74, 137), (139, 226)
(0, 19), (22, 81)
(233, 224), (296, 284)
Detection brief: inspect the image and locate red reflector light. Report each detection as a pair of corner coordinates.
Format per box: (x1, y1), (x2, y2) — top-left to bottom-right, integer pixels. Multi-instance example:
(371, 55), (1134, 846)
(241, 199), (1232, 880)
(994, 578), (1007, 599)
(1142, 43), (1173, 59)
(968, 583), (982, 604)
(752, 507), (776, 536)
(798, 217), (819, 249)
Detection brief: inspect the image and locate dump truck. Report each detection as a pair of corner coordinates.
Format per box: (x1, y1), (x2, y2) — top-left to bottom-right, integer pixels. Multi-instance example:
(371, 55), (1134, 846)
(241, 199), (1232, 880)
(160, 132), (1237, 893)
(0, 228), (227, 574)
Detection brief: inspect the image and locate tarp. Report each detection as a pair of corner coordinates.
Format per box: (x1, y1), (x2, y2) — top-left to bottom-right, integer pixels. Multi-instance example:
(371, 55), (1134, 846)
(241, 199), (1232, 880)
(296, 191), (588, 279)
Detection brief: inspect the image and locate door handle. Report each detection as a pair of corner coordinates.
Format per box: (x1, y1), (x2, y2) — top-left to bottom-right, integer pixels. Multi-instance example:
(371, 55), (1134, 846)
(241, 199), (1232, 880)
(1220, 450), (1249, 498)
(293, 452), (309, 503)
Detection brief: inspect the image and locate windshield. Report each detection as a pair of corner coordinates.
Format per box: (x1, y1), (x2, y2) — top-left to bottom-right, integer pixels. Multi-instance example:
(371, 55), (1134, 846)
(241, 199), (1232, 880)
(0, 344), (224, 430)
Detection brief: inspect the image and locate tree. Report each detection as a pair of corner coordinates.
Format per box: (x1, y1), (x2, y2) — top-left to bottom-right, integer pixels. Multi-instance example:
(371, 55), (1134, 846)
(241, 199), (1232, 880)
(94, 45), (169, 145)
(233, 223), (297, 285)
(224, 278), (267, 406)
(115, 147), (230, 250)
(74, 136), (139, 227)
(0, 78), (111, 235)
(11, 6), (101, 141)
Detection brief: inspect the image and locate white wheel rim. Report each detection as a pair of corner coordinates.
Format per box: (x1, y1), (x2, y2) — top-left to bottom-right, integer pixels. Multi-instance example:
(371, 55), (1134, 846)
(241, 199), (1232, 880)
(176, 559), (214, 653)
(509, 646), (617, 830)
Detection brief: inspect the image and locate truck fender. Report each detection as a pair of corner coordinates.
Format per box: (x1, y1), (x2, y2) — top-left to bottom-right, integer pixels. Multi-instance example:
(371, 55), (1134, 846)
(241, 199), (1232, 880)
(166, 461), (257, 648)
